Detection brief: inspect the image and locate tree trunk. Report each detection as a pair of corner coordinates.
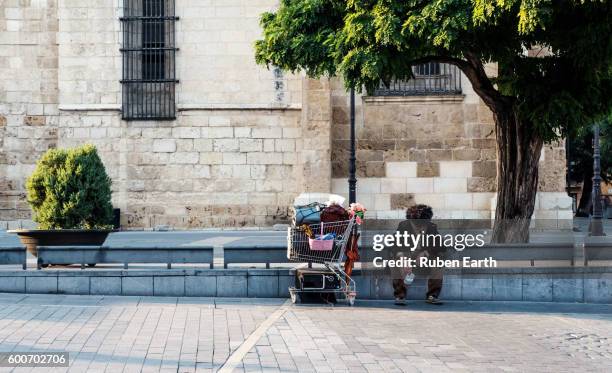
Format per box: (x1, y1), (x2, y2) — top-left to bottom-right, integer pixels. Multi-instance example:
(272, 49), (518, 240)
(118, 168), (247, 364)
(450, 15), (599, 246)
(575, 133), (594, 217)
(576, 172), (593, 217)
(491, 107), (544, 243)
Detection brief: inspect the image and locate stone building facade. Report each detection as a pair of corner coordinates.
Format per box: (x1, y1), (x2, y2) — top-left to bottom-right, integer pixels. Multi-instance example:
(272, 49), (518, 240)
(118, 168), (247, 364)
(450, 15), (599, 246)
(0, 0), (571, 229)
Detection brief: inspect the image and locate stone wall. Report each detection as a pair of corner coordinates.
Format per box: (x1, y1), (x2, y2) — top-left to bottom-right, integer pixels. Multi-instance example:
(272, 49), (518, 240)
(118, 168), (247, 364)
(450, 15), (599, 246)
(0, 0), (59, 228)
(0, 0), (324, 229)
(0, 1), (570, 229)
(329, 76), (570, 220)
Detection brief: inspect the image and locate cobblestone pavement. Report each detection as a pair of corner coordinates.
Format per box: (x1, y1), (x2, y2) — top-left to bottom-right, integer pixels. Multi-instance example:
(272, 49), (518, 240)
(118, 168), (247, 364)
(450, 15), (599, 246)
(0, 294), (610, 373)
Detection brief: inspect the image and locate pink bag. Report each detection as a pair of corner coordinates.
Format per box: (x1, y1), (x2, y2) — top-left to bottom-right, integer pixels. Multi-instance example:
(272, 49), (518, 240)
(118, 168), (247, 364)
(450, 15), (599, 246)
(308, 223), (334, 251)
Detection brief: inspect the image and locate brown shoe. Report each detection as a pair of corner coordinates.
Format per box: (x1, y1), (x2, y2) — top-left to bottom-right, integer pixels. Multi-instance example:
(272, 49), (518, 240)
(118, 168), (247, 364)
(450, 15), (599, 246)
(394, 298), (406, 306)
(426, 296), (443, 305)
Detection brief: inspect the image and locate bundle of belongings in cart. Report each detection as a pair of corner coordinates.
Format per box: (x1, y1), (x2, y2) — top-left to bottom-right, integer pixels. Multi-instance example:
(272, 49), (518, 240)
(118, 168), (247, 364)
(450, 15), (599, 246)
(289, 194), (361, 303)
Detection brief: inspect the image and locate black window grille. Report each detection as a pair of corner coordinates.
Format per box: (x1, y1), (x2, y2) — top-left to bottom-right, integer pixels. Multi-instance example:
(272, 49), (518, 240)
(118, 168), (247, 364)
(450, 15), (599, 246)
(374, 62), (461, 96)
(120, 0), (178, 120)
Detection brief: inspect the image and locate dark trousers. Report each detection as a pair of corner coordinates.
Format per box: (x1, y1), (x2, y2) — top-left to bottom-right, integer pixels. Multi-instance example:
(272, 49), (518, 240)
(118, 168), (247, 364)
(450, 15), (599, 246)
(393, 268), (443, 300)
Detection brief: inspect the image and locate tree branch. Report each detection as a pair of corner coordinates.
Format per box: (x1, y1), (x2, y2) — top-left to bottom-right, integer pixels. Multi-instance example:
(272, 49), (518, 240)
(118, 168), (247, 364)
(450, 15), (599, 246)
(410, 54), (507, 112)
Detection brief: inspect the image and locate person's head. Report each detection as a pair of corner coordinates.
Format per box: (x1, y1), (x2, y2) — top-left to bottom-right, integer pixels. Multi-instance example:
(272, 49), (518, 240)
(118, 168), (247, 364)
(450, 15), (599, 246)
(406, 204), (433, 220)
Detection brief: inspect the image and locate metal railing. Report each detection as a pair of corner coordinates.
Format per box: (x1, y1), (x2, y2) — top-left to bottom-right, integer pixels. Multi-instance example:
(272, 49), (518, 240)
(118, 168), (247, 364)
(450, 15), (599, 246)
(374, 62), (462, 96)
(1, 242), (611, 270)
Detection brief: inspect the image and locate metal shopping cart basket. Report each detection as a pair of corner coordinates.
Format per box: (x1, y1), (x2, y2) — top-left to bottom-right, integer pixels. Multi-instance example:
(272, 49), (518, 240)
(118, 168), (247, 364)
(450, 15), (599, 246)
(287, 217), (357, 305)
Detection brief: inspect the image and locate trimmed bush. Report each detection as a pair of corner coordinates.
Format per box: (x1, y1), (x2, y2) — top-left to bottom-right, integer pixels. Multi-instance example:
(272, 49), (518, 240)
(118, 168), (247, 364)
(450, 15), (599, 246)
(26, 144), (113, 229)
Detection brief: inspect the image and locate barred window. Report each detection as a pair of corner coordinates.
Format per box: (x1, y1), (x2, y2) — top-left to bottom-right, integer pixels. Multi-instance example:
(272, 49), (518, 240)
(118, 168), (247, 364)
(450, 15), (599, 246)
(374, 62), (461, 96)
(120, 0), (178, 120)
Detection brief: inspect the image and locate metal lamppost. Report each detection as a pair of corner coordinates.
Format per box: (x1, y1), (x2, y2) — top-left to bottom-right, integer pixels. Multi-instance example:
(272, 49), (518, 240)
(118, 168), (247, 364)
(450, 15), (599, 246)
(590, 122), (605, 236)
(348, 88), (357, 204)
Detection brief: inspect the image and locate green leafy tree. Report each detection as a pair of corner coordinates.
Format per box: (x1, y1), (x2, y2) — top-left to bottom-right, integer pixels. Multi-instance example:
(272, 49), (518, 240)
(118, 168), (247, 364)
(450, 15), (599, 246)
(255, 0), (612, 242)
(26, 144), (113, 229)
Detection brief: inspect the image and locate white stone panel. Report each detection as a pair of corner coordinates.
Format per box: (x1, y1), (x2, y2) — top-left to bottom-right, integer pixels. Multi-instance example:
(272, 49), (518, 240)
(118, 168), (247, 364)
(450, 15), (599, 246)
(385, 162), (417, 178)
(381, 178), (407, 193)
(374, 194), (391, 211)
(445, 193), (473, 210)
(434, 178), (468, 193)
(439, 161), (472, 178)
(406, 178), (434, 193)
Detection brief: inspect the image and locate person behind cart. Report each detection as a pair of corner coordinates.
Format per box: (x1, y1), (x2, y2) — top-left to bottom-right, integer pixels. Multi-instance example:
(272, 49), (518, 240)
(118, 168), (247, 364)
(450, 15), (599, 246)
(392, 204), (445, 306)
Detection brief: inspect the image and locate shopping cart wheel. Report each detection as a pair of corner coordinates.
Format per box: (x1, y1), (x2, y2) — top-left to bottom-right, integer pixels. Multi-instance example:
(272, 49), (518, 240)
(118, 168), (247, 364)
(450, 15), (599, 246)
(347, 294), (356, 306)
(290, 291), (300, 304)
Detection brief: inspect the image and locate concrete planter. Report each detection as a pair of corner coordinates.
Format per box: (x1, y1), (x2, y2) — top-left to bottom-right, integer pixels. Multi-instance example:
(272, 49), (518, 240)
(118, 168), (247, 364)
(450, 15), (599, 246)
(9, 229), (111, 259)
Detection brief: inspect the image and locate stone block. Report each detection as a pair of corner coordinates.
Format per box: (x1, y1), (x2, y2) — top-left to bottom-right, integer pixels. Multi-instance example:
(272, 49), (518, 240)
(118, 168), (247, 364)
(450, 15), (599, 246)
(213, 139), (239, 152)
(278, 275), (293, 297)
(204, 127), (233, 138)
(390, 193), (415, 210)
(440, 161), (472, 178)
(26, 277), (57, 294)
(472, 138), (496, 149)
(275, 139), (295, 152)
(153, 139), (176, 153)
(434, 178), (467, 193)
(217, 275), (247, 297)
(365, 162), (385, 177)
(58, 277), (89, 295)
(427, 150), (452, 161)
(209, 116), (230, 126)
(222, 152), (246, 165)
(472, 161), (497, 178)
(359, 178), (381, 194)
(354, 275), (371, 299)
(584, 274), (612, 304)
(386, 162), (417, 178)
(440, 275), (462, 300)
(374, 194), (391, 211)
(406, 178), (434, 193)
(122, 277), (154, 296)
(252, 128), (282, 139)
(416, 162), (439, 177)
(409, 150), (428, 162)
(414, 194), (446, 210)
(472, 193), (495, 210)
(171, 152), (199, 164)
(552, 276), (583, 302)
(247, 152), (283, 165)
(461, 275), (492, 300)
(0, 277), (25, 293)
(445, 194), (473, 210)
(239, 139), (262, 152)
(492, 275), (522, 301)
(154, 276), (185, 296)
(23, 115), (45, 126)
(381, 179), (406, 193)
(468, 177), (496, 193)
(90, 277), (121, 295)
(406, 279), (427, 300)
(522, 274), (552, 302)
(369, 275), (395, 299)
(452, 149), (481, 161)
(235, 128), (251, 138)
(248, 275), (279, 298)
(199, 152), (223, 165)
(283, 128), (301, 139)
(185, 276), (217, 297)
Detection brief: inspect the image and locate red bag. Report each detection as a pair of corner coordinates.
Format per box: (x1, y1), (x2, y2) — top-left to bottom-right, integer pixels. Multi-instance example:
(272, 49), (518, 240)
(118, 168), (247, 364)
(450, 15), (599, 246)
(320, 204), (349, 223)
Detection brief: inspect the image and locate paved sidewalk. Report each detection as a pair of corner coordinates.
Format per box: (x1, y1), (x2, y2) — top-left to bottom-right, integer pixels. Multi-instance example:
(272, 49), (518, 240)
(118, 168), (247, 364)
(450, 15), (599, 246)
(0, 294), (610, 372)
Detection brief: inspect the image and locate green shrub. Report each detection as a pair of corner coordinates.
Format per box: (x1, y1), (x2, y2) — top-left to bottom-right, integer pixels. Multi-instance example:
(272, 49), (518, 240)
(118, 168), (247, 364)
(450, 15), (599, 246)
(26, 144), (113, 229)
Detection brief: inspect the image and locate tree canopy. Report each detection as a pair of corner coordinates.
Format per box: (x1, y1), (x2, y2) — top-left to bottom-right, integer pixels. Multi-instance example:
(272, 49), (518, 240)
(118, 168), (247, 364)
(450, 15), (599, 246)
(255, 0), (612, 142)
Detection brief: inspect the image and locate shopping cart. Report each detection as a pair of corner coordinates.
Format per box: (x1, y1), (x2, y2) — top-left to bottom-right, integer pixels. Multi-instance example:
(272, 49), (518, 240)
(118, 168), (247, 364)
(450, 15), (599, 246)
(287, 218), (357, 305)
